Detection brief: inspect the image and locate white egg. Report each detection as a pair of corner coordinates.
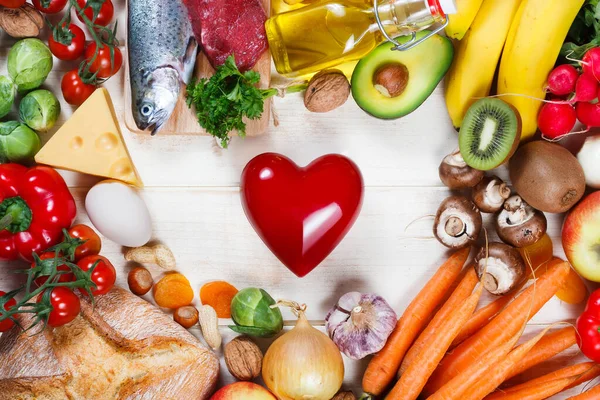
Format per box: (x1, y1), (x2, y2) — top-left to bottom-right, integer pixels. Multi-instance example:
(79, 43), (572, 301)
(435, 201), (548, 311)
(85, 180), (152, 247)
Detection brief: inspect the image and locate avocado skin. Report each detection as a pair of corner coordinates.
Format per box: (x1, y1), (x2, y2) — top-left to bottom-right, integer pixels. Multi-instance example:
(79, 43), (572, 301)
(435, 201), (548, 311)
(351, 31), (454, 120)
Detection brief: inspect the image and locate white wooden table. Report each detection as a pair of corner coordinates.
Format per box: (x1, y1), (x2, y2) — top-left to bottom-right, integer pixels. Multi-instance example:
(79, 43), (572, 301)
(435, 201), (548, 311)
(0, 2), (596, 397)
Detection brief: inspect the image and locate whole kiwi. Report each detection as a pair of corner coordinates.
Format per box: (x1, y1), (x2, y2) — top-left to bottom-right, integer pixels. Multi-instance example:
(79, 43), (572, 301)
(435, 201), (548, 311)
(509, 141), (585, 213)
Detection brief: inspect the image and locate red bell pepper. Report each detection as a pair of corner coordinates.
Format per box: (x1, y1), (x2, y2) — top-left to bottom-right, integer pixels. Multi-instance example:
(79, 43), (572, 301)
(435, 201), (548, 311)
(0, 164), (76, 261)
(577, 288), (600, 362)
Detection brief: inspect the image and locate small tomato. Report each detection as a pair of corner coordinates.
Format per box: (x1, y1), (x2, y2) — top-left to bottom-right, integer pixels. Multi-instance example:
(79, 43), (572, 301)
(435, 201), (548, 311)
(76, 0), (114, 26)
(48, 24), (86, 61)
(0, 291), (17, 332)
(61, 70), (96, 106)
(68, 224), (102, 261)
(32, 252), (74, 286)
(77, 255), (116, 295)
(32, 0), (67, 13)
(84, 43), (123, 79)
(40, 287), (81, 327)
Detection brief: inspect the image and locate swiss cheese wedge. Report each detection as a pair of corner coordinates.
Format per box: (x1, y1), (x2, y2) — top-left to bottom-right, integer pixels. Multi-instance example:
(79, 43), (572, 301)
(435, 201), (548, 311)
(35, 88), (143, 187)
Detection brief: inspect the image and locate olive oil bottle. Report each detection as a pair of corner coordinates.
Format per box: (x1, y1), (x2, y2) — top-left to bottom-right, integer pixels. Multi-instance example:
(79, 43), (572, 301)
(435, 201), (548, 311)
(266, 0), (456, 77)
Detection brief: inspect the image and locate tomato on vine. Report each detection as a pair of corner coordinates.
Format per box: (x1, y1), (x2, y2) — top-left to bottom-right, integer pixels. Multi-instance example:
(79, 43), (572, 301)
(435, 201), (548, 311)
(32, 252), (74, 286)
(84, 43), (123, 78)
(49, 24), (86, 61)
(0, 292), (17, 332)
(76, 0), (114, 26)
(32, 0), (67, 13)
(68, 224), (102, 261)
(61, 70), (96, 106)
(77, 255), (116, 296)
(40, 287), (81, 327)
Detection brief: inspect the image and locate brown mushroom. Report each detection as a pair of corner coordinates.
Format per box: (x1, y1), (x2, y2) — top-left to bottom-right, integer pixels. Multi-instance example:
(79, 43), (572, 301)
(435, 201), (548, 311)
(495, 195), (547, 248)
(434, 195), (482, 249)
(438, 149), (485, 189)
(472, 176), (511, 213)
(475, 242), (525, 295)
(373, 63), (409, 98)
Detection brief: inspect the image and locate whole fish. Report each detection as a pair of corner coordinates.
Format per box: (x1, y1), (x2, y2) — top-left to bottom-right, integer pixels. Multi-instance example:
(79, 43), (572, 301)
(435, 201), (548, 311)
(128, 0), (197, 135)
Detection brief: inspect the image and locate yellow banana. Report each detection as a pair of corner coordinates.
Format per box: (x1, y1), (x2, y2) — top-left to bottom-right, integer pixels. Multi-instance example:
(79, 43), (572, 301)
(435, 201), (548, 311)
(445, 0), (522, 128)
(445, 0), (485, 40)
(498, 0), (585, 141)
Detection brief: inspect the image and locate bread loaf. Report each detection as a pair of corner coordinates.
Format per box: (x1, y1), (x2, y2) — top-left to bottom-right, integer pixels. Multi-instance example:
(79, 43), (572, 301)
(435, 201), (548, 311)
(0, 286), (219, 399)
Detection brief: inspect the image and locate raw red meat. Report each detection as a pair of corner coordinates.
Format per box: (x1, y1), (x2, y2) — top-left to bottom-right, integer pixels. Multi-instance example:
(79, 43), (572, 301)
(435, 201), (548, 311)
(184, 0), (268, 71)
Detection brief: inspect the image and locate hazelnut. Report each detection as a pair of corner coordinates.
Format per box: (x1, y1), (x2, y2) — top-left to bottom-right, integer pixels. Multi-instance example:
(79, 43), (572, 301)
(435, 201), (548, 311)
(174, 306), (199, 329)
(332, 391), (356, 400)
(224, 335), (263, 381)
(0, 4), (44, 38)
(304, 70), (350, 113)
(373, 63), (409, 98)
(127, 266), (153, 296)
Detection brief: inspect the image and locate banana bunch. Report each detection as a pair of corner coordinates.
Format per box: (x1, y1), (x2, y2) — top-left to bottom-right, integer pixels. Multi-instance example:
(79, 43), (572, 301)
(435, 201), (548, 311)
(445, 0), (584, 140)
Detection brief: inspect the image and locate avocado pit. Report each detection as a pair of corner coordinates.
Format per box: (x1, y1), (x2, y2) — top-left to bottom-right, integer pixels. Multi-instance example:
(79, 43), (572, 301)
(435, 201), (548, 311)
(373, 63), (409, 98)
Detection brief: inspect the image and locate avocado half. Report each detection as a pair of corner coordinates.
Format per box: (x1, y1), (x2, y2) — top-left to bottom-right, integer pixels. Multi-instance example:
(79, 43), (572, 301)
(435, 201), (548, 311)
(351, 31), (454, 119)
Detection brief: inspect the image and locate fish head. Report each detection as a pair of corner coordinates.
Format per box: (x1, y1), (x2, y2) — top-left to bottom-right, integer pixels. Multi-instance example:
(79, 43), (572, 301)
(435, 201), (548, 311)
(132, 67), (181, 135)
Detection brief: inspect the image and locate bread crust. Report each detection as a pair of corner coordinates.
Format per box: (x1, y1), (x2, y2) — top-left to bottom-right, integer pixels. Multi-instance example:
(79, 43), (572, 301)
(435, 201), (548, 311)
(0, 286), (219, 400)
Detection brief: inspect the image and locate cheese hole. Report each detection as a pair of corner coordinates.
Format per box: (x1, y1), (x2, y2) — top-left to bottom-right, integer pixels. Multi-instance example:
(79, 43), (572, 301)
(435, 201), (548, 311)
(110, 158), (133, 178)
(70, 136), (84, 150)
(96, 132), (119, 152)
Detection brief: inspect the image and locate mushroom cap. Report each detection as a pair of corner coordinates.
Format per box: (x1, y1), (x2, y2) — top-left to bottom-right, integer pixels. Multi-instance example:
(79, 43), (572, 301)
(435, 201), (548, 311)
(472, 176), (511, 213)
(475, 242), (525, 295)
(495, 196), (547, 248)
(439, 150), (484, 189)
(434, 195), (482, 249)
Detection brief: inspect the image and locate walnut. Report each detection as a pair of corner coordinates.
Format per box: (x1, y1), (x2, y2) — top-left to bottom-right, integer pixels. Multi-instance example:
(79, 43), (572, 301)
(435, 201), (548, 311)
(304, 70), (350, 113)
(0, 4), (44, 38)
(331, 390), (356, 400)
(224, 336), (263, 381)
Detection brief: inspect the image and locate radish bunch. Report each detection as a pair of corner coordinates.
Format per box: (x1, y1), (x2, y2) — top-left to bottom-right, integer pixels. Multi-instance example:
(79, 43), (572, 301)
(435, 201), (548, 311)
(539, 48), (600, 140)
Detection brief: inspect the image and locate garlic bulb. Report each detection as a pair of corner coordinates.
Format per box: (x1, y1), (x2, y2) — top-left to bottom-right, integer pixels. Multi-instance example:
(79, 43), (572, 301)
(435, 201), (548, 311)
(262, 303), (344, 400)
(325, 292), (397, 360)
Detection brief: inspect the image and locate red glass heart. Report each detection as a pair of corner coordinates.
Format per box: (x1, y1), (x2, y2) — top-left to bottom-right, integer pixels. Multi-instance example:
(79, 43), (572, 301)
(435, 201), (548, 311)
(241, 153), (364, 277)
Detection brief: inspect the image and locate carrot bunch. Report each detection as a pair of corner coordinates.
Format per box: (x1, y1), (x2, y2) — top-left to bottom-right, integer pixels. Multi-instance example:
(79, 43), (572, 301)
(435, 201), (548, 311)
(360, 248), (589, 400)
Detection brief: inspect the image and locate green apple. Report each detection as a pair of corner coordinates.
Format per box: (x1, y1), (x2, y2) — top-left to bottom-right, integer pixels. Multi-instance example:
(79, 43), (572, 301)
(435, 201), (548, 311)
(562, 191), (600, 281)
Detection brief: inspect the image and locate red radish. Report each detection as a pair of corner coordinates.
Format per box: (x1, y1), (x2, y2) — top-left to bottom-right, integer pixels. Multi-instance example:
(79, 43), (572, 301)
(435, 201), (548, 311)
(574, 73), (599, 102)
(583, 48), (600, 80)
(576, 101), (600, 128)
(546, 65), (579, 95)
(538, 103), (577, 139)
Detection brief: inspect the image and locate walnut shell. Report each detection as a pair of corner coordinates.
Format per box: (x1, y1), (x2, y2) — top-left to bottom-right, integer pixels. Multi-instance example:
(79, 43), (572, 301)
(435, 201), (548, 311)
(332, 391), (356, 400)
(304, 70), (350, 113)
(224, 335), (263, 381)
(0, 4), (44, 38)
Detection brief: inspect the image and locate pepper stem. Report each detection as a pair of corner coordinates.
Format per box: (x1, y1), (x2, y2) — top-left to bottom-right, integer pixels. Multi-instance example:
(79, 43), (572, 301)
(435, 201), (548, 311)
(0, 196), (32, 233)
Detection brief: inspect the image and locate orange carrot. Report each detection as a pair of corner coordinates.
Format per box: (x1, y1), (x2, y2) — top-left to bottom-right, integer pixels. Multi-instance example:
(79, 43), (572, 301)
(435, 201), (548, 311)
(505, 326), (577, 380)
(423, 260), (570, 395)
(568, 385), (600, 399)
(502, 362), (600, 394)
(426, 333), (521, 400)
(399, 267), (479, 376)
(200, 280), (238, 318)
(484, 376), (578, 400)
(460, 328), (550, 400)
(386, 283), (483, 400)
(451, 291), (515, 348)
(361, 247), (470, 398)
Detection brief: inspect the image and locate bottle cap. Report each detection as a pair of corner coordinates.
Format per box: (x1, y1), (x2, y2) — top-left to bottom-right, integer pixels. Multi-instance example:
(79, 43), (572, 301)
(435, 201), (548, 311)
(438, 0), (457, 14)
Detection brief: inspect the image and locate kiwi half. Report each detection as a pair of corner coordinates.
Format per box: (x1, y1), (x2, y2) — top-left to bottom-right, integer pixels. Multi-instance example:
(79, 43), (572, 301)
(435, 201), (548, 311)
(458, 98), (522, 171)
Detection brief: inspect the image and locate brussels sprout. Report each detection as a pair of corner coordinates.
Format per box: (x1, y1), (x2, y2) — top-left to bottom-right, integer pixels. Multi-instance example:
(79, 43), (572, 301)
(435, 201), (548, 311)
(0, 76), (16, 119)
(19, 89), (61, 132)
(229, 288), (283, 337)
(0, 121), (41, 164)
(7, 38), (53, 92)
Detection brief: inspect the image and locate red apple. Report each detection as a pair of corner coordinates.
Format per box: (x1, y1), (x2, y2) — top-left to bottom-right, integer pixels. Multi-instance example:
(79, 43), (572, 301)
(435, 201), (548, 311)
(562, 191), (600, 281)
(210, 382), (276, 400)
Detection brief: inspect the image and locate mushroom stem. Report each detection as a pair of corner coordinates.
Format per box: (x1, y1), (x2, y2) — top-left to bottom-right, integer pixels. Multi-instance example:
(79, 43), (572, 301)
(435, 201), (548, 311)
(445, 216), (466, 237)
(482, 273), (498, 293)
(504, 196), (529, 225)
(444, 150), (468, 168)
(472, 176), (511, 213)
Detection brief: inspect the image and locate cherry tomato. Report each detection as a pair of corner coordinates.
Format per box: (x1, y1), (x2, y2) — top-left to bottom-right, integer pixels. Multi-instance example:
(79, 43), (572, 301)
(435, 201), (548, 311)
(48, 24), (86, 61)
(61, 70), (96, 106)
(32, 0), (67, 13)
(40, 287), (81, 327)
(32, 252), (74, 286)
(76, 0), (114, 26)
(0, 291), (17, 332)
(77, 255), (116, 296)
(68, 224), (102, 261)
(0, 0), (25, 8)
(84, 43), (122, 79)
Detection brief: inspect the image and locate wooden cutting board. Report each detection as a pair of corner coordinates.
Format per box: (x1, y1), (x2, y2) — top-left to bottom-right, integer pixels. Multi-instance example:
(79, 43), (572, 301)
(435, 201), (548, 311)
(124, 0), (271, 136)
